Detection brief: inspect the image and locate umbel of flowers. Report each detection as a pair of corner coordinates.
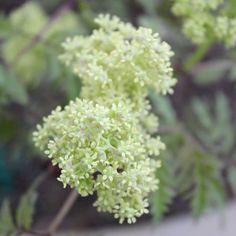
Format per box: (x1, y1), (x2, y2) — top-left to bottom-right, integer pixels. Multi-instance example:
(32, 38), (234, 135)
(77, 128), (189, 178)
(33, 15), (176, 223)
(172, 0), (236, 47)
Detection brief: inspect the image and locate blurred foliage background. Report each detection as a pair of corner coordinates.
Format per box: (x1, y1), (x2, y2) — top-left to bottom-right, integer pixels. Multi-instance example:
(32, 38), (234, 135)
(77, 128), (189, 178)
(0, 0), (236, 233)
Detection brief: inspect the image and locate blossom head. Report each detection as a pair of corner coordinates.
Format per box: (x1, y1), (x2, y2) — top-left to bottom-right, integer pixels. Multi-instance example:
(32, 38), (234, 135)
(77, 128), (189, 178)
(33, 98), (163, 223)
(60, 14), (176, 105)
(172, 0), (236, 47)
(33, 14), (174, 223)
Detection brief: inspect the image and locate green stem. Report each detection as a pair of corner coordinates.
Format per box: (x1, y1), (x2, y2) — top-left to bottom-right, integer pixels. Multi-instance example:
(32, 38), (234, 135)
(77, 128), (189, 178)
(184, 39), (213, 72)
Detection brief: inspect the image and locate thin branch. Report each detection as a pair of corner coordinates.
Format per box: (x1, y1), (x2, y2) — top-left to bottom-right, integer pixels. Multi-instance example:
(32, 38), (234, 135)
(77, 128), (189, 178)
(10, 0), (76, 67)
(47, 189), (79, 235)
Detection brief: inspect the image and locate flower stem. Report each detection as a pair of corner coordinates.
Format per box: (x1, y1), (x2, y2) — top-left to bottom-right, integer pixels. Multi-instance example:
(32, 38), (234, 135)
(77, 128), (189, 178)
(184, 39), (213, 72)
(47, 189), (79, 235)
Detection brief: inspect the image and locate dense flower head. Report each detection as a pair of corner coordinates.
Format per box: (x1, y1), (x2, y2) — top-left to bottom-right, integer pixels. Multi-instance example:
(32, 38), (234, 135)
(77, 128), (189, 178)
(60, 14), (176, 106)
(33, 15), (175, 223)
(172, 0), (236, 47)
(33, 98), (164, 223)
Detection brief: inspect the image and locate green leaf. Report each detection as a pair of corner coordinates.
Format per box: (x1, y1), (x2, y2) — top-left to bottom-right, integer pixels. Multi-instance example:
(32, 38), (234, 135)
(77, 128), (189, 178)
(149, 92), (176, 124)
(0, 200), (15, 235)
(226, 0), (236, 17)
(0, 14), (15, 38)
(191, 152), (225, 216)
(137, 0), (160, 15)
(192, 98), (211, 128)
(48, 54), (61, 81)
(16, 191), (37, 230)
(213, 93), (234, 153)
(0, 65), (28, 105)
(151, 155), (175, 221)
(192, 94), (234, 155)
(191, 60), (232, 85)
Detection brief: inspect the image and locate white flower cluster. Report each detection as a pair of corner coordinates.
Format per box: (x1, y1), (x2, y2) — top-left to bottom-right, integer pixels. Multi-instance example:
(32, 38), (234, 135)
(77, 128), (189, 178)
(34, 15), (176, 223)
(172, 0), (236, 47)
(60, 15), (176, 108)
(34, 99), (164, 223)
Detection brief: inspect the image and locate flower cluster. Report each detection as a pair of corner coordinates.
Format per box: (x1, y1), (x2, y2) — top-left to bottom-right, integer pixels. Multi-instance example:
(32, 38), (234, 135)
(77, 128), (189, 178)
(2, 2), (78, 85)
(60, 14), (176, 111)
(172, 0), (236, 47)
(33, 99), (163, 223)
(33, 15), (176, 223)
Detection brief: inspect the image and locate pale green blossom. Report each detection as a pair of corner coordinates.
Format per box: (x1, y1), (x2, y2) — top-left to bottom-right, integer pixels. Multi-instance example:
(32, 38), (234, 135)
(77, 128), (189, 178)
(33, 15), (175, 223)
(60, 14), (176, 106)
(33, 98), (163, 223)
(172, 0), (236, 47)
